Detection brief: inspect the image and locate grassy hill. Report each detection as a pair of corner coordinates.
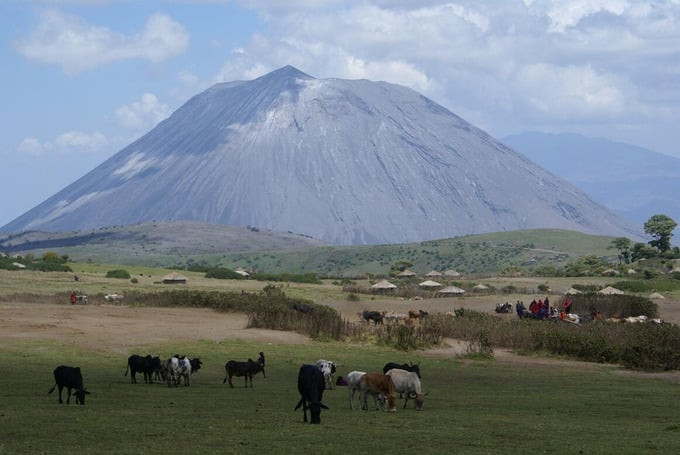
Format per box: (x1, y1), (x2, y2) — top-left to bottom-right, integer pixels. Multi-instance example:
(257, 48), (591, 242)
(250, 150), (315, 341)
(1, 222), (621, 276)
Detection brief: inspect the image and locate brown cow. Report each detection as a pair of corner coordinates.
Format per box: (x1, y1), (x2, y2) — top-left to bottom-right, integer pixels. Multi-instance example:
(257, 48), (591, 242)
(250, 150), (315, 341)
(359, 372), (396, 412)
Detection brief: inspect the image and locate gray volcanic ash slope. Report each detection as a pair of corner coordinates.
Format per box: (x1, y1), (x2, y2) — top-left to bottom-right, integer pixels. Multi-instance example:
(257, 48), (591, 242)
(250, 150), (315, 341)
(2, 66), (639, 244)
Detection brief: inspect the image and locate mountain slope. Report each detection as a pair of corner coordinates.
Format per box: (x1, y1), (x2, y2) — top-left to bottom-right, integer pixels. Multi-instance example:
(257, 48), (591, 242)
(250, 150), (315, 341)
(501, 132), (680, 226)
(2, 66), (639, 244)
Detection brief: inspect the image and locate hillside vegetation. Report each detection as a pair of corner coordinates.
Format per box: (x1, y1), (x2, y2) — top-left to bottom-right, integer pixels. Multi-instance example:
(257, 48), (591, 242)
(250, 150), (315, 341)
(1, 223), (619, 276)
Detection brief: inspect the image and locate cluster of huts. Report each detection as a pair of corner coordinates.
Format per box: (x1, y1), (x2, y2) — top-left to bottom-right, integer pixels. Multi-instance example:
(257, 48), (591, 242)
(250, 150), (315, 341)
(370, 269), (479, 296)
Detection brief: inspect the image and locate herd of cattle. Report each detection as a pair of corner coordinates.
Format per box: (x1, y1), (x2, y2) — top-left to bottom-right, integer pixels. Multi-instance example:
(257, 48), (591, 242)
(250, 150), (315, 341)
(359, 309), (430, 325)
(48, 354), (424, 424)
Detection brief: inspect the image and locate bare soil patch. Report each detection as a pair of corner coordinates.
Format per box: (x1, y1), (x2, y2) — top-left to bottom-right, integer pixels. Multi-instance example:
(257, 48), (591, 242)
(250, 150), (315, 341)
(0, 302), (309, 353)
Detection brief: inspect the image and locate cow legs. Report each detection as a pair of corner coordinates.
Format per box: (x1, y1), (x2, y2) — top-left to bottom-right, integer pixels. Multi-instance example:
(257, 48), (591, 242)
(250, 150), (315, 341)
(57, 385), (64, 404)
(228, 373), (234, 388)
(65, 387), (72, 404)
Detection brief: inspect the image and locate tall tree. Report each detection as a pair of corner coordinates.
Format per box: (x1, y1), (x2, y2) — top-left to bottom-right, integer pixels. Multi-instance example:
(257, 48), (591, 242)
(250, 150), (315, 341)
(643, 214), (677, 253)
(609, 237), (631, 264)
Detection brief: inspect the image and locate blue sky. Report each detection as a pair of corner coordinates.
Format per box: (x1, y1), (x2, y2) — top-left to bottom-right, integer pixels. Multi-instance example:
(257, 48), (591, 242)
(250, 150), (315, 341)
(2, 0), (679, 227)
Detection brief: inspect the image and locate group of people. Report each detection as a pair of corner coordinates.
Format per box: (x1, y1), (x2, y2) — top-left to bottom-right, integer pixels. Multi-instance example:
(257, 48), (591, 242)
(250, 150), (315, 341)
(515, 296), (573, 320)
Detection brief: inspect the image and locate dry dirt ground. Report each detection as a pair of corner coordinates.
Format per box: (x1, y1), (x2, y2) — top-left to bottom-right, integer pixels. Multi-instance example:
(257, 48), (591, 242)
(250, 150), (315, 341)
(2, 298), (680, 382)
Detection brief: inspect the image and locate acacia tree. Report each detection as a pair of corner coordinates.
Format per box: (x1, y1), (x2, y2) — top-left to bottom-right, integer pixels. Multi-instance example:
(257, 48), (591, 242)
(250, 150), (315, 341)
(644, 214), (677, 253)
(609, 237), (631, 264)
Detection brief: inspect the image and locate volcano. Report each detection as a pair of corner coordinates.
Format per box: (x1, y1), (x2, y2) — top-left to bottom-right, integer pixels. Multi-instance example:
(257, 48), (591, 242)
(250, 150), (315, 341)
(1, 66), (639, 244)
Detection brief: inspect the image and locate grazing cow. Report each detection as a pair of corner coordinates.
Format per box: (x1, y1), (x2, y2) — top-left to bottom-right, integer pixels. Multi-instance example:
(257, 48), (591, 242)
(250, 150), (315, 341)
(361, 310), (385, 325)
(386, 368), (425, 410)
(294, 364), (328, 424)
(166, 356), (192, 387)
(223, 359), (265, 388)
(316, 359), (336, 389)
(125, 354), (159, 384)
(359, 372), (396, 412)
(104, 293), (123, 303)
(48, 365), (90, 405)
(347, 370), (385, 410)
(383, 361), (421, 379)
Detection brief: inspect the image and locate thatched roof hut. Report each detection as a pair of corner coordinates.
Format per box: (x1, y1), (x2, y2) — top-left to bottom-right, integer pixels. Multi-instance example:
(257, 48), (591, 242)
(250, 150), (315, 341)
(419, 280), (442, 288)
(234, 267), (250, 277)
(371, 280), (397, 290)
(598, 286), (624, 295)
(602, 268), (620, 276)
(649, 292), (665, 299)
(163, 272), (187, 284)
(473, 284), (489, 291)
(438, 285), (465, 295)
(565, 287), (582, 295)
(426, 270), (443, 277)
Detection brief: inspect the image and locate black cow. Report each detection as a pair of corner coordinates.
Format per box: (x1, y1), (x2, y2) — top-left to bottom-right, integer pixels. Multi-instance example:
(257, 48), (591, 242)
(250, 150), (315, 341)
(362, 310), (385, 325)
(257, 352), (265, 368)
(48, 365), (90, 405)
(294, 364), (328, 424)
(223, 359), (265, 388)
(383, 362), (421, 378)
(125, 354), (160, 384)
(189, 358), (202, 374)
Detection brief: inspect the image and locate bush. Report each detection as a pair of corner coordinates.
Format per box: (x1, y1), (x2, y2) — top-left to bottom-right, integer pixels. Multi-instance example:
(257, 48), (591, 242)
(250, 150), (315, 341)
(106, 269), (131, 279)
(346, 293), (360, 301)
(130, 277), (138, 284)
(204, 267), (243, 279)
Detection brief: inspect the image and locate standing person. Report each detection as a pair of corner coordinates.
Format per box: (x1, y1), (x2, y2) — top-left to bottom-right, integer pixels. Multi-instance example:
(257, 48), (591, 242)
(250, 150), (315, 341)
(516, 300), (525, 318)
(70, 291), (77, 305)
(562, 297), (573, 314)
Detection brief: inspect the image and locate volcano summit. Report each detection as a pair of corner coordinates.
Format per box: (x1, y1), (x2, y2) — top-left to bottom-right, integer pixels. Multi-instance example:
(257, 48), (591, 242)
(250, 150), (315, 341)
(2, 66), (638, 244)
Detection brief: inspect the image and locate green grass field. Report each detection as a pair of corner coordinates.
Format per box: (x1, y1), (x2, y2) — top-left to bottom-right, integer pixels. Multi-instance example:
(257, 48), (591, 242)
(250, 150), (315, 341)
(2, 338), (679, 454)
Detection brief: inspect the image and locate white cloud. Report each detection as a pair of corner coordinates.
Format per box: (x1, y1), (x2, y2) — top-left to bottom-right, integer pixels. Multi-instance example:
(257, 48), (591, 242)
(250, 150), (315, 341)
(215, 0), (679, 151)
(17, 131), (108, 156)
(115, 93), (172, 130)
(16, 10), (189, 74)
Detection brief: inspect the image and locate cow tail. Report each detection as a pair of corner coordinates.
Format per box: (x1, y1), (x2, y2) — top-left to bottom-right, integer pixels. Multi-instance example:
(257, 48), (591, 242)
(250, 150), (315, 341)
(48, 384), (56, 395)
(124, 362), (129, 376)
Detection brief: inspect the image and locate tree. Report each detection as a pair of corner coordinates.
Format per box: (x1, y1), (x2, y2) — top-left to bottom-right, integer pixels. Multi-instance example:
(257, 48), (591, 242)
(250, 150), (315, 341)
(630, 242), (658, 262)
(644, 214), (677, 253)
(609, 237), (631, 264)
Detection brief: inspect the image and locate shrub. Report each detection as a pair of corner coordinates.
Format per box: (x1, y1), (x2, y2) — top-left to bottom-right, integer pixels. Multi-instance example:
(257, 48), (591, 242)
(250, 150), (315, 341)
(569, 294), (657, 318)
(106, 269), (131, 279)
(204, 267), (243, 279)
(130, 277), (138, 284)
(346, 293), (360, 301)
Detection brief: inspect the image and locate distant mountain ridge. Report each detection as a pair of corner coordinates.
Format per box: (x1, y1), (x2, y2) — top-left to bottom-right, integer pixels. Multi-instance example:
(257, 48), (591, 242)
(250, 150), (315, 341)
(501, 132), (680, 227)
(1, 66), (639, 244)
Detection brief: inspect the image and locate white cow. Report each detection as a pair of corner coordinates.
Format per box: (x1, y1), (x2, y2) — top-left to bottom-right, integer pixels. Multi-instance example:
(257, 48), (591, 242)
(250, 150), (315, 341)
(166, 356), (192, 387)
(316, 360), (336, 390)
(386, 368), (425, 410)
(104, 293), (123, 303)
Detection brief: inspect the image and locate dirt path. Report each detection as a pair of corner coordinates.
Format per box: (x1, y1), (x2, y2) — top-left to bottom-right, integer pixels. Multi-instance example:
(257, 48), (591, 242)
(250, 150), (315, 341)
(0, 302), (309, 353)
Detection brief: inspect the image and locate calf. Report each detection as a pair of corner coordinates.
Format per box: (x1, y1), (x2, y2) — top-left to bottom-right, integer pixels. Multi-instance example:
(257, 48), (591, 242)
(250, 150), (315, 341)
(316, 359), (336, 389)
(125, 354), (157, 384)
(48, 365), (90, 405)
(294, 364), (328, 424)
(386, 368), (425, 410)
(359, 372), (396, 412)
(223, 359), (265, 388)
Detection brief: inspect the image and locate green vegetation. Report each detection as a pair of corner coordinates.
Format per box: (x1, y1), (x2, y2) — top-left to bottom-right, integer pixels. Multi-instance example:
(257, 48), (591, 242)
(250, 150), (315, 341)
(644, 214), (677, 253)
(2, 339), (680, 454)
(0, 253), (72, 272)
(105, 269), (131, 279)
(204, 267), (244, 279)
